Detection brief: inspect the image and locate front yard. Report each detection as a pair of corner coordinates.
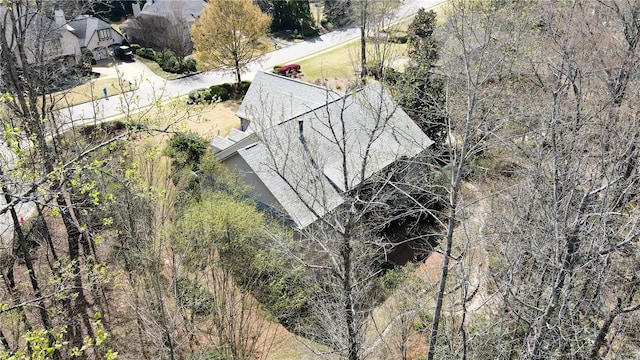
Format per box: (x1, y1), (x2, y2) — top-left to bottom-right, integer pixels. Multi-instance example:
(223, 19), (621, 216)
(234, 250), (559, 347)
(48, 77), (137, 109)
(296, 40), (408, 89)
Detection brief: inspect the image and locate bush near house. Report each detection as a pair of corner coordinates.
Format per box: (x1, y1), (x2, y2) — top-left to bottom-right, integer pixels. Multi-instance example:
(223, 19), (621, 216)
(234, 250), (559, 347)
(156, 49), (180, 73)
(239, 80), (251, 94)
(133, 46), (156, 60)
(129, 43), (141, 54)
(130, 44), (197, 74)
(208, 85), (230, 101)
(81, 47), (97, 66)
(388, 31), (409, 44)
(187, 81), (251, 104)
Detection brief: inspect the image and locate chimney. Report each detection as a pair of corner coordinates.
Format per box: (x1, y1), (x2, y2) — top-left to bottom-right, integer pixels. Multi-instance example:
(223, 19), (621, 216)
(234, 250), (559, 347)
(298, 119), (304, 142)
(54, 9), (66, 26)
(132, 2), (141, 16)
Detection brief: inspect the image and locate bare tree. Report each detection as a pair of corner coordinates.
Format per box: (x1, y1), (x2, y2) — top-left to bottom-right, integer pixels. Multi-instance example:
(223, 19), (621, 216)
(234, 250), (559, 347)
(424, 0), (536, 357)
(482, 1), (640, 358)
(0, 1), (195, 356)
(242, 80), (437, 360)
(422, 0), (640, 358)
(123, 0), (193, 66)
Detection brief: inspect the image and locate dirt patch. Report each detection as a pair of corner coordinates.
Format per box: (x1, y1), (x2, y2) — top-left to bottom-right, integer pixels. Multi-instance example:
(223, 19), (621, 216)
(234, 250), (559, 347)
(419, 253), (446, 283)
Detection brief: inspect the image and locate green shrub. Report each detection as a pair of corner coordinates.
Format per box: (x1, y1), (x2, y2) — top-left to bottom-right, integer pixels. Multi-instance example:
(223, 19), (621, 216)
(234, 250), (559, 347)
(303, 28), (319, 37)
(154, 49), (194, 73)
(163, 57), (180, 73)
(156, 49), (175, 70)
(164, 132), (209, 172)
(388, 31), (408, 44)
(413, 321), (427, 332)
(202, 89), (214, 102)
(136, 47), (155, 60)
(129, 43), (141, 54)
(239, 81), (251, 94)
(220, 82), (233, 93)
(81, 47), (96, 66)
(175, 277), (214, 316)
(209, 85), (229, 101)
(187, 89), (203, 104)
(184, 58), (197, 72)
(187, 83), (241, 104)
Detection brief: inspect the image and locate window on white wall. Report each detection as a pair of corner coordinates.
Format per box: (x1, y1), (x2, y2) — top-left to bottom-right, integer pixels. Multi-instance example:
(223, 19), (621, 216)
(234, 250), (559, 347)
(98, 29), (111, 40)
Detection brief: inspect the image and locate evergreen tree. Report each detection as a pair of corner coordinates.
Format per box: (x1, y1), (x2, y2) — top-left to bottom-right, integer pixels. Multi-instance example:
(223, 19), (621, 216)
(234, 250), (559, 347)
(271, 0), (315, 34)
(395, 9), (446, 147)
(271, 0), (291, 31)
(324, 0), (352, 27)
(289, 0), (314, 35)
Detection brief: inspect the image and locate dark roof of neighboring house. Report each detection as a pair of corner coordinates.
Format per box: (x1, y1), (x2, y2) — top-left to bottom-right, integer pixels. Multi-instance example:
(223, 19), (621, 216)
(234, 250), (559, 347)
(214, 74), (433, 229)
(139, 0), (207, 22)
(68, 15), (115, 47)
(237, 71), (343, 133)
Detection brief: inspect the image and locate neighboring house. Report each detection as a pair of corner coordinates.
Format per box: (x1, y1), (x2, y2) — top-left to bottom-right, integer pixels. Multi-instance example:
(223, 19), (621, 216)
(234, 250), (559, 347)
(236, 71), (344, 132)
(122, 0), (205, 51)
(212, 71), (433, 229)
(135, 0), (207, 24)
(66, 13), (124, 60)
(1, 6), (81, 68)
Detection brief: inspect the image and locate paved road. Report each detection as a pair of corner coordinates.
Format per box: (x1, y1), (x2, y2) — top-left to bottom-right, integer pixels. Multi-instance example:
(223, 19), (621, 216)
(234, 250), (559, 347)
(1, 0), (445, 248)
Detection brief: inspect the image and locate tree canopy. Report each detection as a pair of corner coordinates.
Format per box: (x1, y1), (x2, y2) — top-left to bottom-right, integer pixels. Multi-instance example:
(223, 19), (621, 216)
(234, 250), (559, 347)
(269, 0), (315, 35)
(191, 0), (271, 85)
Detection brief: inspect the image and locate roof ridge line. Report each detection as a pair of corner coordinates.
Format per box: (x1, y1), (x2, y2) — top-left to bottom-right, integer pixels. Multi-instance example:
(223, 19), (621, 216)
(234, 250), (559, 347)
(277, 86), (366, 126)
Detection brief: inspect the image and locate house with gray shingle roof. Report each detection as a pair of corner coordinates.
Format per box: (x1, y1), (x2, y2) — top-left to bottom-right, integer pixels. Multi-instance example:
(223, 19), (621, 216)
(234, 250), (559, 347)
(212, 71), (433, 229)
(237, 71), (344, 132)
(137, 0), (207, 22)
(67, 14), (124, 60)
(1, 6), (81, 68)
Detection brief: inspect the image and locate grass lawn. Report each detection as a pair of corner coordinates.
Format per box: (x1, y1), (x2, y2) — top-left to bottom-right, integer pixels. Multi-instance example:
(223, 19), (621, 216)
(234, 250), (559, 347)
(294, 1), (444, 84)
(297, 40), (408, 83)
(180, 101), (241, 138)
(118, 99), (241, 143)
(49, 77), (137, 109)
(135, 56), (181, 80)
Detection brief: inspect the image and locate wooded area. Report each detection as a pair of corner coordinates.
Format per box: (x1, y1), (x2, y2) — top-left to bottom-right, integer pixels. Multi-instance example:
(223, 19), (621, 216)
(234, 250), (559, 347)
(1, 0), (639, 359)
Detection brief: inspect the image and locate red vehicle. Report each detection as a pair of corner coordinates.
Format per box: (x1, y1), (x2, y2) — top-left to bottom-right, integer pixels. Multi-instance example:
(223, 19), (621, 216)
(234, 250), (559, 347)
(275, 63), (301, 76)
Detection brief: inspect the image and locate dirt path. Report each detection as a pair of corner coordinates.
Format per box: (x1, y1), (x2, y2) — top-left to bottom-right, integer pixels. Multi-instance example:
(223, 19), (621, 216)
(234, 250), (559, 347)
(365, 181), (497, 358)
(454, 182), (496, 312)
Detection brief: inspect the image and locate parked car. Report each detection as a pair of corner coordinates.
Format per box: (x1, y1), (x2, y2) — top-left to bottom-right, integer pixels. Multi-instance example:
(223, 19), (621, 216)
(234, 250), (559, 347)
(274, 63), (301, 76)
(114, 45), (134, 61)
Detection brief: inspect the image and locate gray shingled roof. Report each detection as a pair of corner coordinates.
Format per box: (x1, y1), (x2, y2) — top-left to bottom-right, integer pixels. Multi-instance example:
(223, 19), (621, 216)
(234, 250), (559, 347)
(220, 77), (433, 229)
(211, 136), (234, 153)
(139, 0), (206, 22)
(68, 16), (113, 47)
(237, 71), (343, 132)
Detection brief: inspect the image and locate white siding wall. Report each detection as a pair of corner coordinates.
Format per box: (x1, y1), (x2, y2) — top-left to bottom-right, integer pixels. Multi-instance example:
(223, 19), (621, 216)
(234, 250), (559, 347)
(87, 29), (123, 60)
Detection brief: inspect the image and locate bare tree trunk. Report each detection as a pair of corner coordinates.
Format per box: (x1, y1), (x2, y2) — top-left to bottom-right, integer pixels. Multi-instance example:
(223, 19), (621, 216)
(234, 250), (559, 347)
(341, 230), (359, 360)
(360, 0), (367, 82)
(235, 58), (242, 86)
(0, 173), (55, 357)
